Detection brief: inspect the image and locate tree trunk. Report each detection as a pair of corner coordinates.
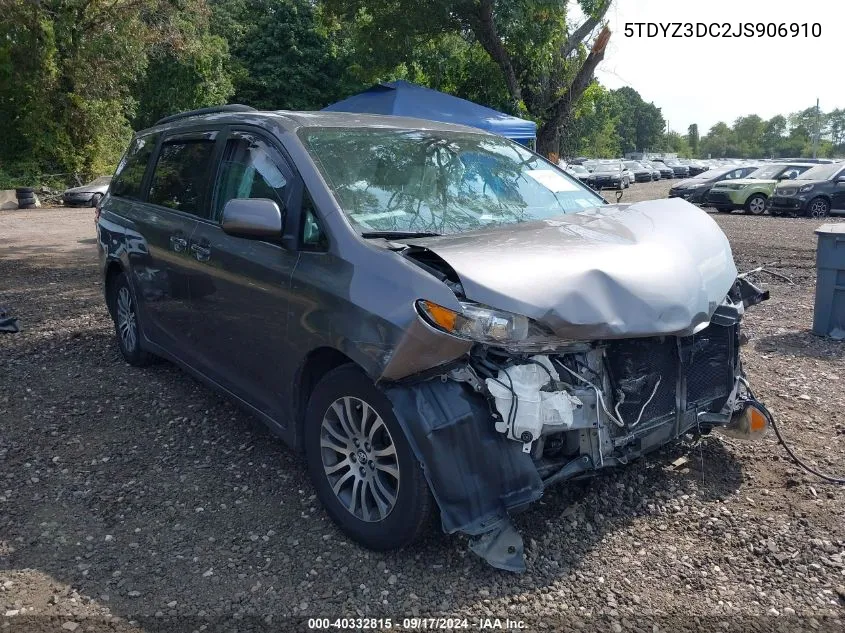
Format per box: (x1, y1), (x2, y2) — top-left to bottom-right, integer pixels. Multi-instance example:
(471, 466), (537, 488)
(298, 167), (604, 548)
(537, 26), (611, 158)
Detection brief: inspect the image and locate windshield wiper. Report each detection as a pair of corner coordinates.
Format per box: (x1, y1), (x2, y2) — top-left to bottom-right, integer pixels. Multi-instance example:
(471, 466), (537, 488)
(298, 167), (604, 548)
(361, 231), (441, 239)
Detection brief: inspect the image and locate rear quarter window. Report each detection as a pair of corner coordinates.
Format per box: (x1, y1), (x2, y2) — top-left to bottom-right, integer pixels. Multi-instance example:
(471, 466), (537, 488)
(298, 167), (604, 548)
(110, 134), (158, 200)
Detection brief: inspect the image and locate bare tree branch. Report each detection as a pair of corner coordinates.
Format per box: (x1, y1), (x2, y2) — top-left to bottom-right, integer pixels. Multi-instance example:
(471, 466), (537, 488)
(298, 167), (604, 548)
(560, 0), (611, 60)
(538, 25), (611, 153)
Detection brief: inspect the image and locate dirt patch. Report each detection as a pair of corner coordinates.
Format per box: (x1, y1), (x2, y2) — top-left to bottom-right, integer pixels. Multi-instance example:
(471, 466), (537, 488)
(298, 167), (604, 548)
(1, 204), (843, 631)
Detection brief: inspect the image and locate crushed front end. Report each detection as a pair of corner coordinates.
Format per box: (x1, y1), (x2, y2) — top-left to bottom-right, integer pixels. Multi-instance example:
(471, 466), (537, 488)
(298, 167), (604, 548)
(383, 277), (770, 573)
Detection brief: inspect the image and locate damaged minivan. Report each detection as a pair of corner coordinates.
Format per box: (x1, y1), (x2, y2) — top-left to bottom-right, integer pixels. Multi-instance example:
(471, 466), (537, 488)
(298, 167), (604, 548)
(97, 106), (770, 572)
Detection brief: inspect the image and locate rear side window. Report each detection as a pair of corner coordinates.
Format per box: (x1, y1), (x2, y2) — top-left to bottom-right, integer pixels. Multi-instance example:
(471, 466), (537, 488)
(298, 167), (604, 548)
(214, 134), (287, 220)
(148, 140), (216, 217)
(111, 134), (157, 200)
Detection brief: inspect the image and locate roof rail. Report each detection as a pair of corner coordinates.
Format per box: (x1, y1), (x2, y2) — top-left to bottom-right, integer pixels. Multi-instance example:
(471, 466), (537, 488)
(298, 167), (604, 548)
(154, 104), (257, 127)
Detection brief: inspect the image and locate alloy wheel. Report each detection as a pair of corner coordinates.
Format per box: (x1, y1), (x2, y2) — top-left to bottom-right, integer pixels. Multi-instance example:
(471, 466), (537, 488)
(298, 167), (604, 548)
(810, 199), (829, 218)
(116, 286), (137, 352)
(748, 196), (766, 215)
(319, 396), (400, 522)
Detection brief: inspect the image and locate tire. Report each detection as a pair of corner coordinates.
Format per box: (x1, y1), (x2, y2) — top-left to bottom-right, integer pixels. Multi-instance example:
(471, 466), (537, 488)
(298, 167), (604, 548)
(108, 271), (153, 366)
(806, 197), (830, 219)
(304, 364), (434, 551)
(14, 187), (33, 196)
(17, 202), (36, 210)
(90, 193), (103, 208)
(16, 196), (35, 205)
(745, 194), (767, 215)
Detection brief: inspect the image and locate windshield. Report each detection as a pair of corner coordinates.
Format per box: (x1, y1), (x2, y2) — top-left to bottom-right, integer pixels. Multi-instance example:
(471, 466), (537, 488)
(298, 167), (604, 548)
(300, 128), (605, 235)
(747, 165), (787, 180)
(568, 165), (588, 174)
(623, 162), (643, 170)
(695, 167), (729, 179)
(796, 163), (842, 180)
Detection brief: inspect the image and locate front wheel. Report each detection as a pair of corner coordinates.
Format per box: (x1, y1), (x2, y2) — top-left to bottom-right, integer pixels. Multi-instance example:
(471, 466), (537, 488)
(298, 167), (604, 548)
(304, 365), (434, 551)
(807, 197), (830, 219)
(90, 193), (103, 208)
(745, 194), (767, 215)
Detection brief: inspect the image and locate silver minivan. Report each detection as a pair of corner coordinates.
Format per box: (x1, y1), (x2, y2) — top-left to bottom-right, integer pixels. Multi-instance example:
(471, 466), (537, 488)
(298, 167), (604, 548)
(97, 105), (770, 571)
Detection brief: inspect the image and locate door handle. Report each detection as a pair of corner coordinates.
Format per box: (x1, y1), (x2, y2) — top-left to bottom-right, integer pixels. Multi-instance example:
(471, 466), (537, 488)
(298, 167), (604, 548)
(169, 236), (188, 252)
(191, 243), (211, 262)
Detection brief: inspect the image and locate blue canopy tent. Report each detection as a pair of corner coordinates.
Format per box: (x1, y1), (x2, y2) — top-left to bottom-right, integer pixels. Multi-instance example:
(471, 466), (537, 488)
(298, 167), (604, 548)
(322, 80), (536, 146)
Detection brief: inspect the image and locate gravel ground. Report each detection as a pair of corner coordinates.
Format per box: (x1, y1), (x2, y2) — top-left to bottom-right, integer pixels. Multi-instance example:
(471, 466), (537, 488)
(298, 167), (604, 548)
(1, 190), (844, 632)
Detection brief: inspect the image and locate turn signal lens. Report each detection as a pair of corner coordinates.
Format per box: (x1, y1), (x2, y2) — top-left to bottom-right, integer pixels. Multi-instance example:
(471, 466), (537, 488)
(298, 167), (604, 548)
(418, 300), (458, 332)
(748, 406), (767, 434)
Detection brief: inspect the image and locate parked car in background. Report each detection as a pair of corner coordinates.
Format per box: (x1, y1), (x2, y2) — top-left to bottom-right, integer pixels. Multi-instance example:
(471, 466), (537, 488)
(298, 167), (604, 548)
(654, 159), (689, 178)
(95, 105), (770, 572)
(768, 162), (845, 218)
(706, 162), (815, 214)
(640, 161), (662, 180)
(624, 161), (655, 183)
(63, 176), (112, 207)
(647, 160), (674, 179)
(561, 163), (591, 184)
(586, 162), (631, 189)
(669, 165), (760, 204)
(679, 159), (708, 176)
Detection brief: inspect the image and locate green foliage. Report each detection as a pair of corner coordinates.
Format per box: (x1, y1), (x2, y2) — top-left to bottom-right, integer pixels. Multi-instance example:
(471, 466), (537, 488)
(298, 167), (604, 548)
(598, 87), (665, 154)
(213, 0), (362, 110)
(687, 124), (699, 156)
(696, 106), (841, 159)
(665, 131), (691, 157)
(562, 82), (619, 158)
(0, 0), (216, 186)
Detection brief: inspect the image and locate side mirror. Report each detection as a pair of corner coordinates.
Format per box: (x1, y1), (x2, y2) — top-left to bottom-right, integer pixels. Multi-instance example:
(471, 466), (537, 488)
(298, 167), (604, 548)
(221, 198), (283, 240)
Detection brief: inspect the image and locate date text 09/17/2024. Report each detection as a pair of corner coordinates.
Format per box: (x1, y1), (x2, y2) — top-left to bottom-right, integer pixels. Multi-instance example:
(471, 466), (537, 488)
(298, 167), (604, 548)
(307, 617), (527, 630)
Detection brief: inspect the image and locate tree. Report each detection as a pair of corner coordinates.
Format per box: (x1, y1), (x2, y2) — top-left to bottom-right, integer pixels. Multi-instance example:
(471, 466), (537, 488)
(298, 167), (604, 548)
(687, 124), (699, 156)
(324, 0), (614, 155)
(211, 0), (362, 111)
(699, 122), (733, 158)
(607, 87), (664, 153)
(562, 82), (619, 158)
(665, 131), (691, 157)
(761, 116), (786, 157)
(0, 0), (224, 182)
(733, 115), (765, 157)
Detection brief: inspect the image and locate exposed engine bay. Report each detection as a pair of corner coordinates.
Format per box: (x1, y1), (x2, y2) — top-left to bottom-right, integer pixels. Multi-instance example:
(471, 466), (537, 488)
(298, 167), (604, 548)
(384, 276), (770, 572)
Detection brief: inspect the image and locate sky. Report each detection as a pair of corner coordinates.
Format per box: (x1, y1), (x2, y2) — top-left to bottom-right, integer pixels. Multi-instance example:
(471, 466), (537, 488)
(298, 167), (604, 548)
(589, 0), (843, 135)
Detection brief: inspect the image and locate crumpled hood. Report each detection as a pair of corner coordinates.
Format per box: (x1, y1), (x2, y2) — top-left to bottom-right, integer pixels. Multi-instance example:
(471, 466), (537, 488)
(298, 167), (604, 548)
(405, 199), (738, 340)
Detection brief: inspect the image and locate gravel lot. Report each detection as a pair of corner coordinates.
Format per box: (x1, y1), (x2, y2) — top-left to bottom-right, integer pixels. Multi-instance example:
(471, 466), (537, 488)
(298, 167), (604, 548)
(1, 184), (844, 632)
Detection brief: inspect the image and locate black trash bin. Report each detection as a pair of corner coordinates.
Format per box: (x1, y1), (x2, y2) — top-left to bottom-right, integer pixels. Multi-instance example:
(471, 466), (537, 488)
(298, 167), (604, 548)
(812, 224), (845, 339)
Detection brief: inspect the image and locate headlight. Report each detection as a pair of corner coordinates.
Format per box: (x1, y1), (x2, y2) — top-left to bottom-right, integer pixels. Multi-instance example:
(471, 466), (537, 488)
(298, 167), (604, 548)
(417, 300), (552, 345)
(799, 184), (814, 193)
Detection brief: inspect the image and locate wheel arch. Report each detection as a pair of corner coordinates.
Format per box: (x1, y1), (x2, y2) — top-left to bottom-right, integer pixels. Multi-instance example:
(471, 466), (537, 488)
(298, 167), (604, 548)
(104, 259), (125, 319)
(293, 347), (358, 451)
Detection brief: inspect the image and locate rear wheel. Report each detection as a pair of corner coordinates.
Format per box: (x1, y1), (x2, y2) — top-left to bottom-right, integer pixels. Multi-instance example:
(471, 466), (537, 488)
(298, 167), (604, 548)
(745, 194), (767, 215)
(807, 197), (830, 219)
(90, 193), (103, 208)
(108, 272), (153, 366)
(304, 365), (433, 551)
